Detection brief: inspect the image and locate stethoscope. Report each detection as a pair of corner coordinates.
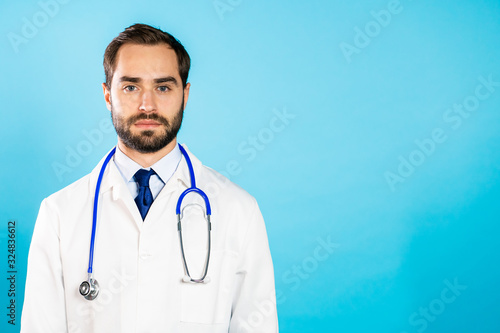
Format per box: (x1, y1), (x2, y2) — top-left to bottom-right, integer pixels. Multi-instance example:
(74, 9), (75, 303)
(79, 144), (212, 301)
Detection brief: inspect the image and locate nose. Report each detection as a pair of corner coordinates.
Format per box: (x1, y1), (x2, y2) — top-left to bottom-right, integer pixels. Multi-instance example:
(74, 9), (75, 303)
(139, 90), (157, 113)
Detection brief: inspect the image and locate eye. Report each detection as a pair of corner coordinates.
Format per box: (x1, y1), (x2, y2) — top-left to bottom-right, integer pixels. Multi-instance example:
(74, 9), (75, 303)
(158, 86), (169, 92)
(124, 85), (137, 92)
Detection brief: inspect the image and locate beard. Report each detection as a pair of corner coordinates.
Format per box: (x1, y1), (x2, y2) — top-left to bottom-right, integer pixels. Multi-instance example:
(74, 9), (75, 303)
(111, 98), (184, 154)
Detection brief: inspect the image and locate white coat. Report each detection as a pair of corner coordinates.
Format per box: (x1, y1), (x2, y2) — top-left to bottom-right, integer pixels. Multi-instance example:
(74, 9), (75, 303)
(21, 145), (278, 333)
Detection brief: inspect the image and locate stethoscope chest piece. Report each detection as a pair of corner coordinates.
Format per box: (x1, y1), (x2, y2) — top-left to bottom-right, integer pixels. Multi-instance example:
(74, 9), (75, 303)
(79, 277), (99, 301)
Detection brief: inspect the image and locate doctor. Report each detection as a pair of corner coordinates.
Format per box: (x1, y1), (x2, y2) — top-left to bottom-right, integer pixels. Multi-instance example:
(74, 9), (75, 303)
(21, 24), (278, 333)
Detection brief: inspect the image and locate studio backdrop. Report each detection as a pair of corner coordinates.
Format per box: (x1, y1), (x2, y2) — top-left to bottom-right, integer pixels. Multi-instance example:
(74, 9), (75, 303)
(1, 0), (500, 332)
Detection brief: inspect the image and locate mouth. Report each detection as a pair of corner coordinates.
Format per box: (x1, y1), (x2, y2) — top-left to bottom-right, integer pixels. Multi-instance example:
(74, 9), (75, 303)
(134, 119), (162, 129)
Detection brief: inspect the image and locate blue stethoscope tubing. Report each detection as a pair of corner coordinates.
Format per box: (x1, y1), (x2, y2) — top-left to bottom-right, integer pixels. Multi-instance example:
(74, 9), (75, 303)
(80, 144), (212, 301)
(176, 144), (212, 284)
(88, 147), (116, 275)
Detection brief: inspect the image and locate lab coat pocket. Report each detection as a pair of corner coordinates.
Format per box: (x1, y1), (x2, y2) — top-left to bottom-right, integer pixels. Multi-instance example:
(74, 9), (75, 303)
(180, 249), (237, 324)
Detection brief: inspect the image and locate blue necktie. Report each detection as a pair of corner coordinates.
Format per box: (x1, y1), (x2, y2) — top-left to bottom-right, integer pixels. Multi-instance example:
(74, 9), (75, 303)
(134, 169), (156, 220)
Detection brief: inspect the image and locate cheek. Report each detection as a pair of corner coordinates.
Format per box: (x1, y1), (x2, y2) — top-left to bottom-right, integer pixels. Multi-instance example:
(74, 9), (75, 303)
(159, 93), (184, 110)
(112, 93), (140, 112)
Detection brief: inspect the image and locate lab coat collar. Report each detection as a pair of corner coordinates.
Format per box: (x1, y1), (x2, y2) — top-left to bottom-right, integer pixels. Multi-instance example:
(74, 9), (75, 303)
(90, 144), (201, 201)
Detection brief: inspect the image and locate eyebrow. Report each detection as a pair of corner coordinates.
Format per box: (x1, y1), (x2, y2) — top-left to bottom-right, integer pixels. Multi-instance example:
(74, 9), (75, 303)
(119, 76), (179, 86)
(154, 77), (178, 86)
(119, 76), (140, 83)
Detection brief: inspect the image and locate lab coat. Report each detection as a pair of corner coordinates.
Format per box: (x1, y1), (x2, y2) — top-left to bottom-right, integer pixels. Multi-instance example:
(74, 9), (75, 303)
(21, 145), (278, 333)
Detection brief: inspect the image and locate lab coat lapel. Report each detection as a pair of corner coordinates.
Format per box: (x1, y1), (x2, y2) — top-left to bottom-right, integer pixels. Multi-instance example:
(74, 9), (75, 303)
(109, 162), (144, 228)
(143, 144), (200, 224)
(144, 145), (191, 223)
(90, 148), (144, 229)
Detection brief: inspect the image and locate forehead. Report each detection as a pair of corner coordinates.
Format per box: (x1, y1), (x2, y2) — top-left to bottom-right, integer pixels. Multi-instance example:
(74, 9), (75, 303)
(113, 43), (179, 80)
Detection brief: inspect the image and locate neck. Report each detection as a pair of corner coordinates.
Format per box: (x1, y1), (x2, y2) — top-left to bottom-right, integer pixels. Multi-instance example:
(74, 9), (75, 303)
(117, 138), (178, 168)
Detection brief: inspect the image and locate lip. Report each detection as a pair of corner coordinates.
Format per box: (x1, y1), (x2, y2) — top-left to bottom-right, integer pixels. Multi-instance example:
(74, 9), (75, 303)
(134, 120), (161, 129)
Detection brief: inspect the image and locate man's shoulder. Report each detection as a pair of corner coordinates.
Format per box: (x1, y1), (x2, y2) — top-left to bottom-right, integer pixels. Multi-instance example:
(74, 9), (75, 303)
(198, 164), (258, 208)
(44, 172), (93, 208)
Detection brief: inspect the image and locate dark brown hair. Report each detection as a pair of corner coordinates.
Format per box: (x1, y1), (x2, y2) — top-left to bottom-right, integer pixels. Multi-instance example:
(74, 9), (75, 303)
(103, 23), (191, 88)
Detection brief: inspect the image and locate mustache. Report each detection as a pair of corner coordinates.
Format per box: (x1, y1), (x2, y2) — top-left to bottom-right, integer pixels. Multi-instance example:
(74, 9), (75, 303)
(126, 113), (170, 127)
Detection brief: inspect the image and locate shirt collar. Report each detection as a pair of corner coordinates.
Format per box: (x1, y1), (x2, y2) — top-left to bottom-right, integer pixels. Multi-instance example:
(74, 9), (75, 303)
(113, 144), (182, 185)
(92, 144), (200, 196)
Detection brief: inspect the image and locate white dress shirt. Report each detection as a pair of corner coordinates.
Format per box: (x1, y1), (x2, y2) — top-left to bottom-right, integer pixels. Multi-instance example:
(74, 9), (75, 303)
(113, 144), (182, 200)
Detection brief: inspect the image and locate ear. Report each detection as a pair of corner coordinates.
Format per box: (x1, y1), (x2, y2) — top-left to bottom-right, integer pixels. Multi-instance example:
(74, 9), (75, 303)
(183, 82), (191, 110)
(102, 83), (112, 111)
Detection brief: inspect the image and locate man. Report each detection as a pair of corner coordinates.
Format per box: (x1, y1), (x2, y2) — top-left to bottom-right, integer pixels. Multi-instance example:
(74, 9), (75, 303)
(21, 24), (278, 333)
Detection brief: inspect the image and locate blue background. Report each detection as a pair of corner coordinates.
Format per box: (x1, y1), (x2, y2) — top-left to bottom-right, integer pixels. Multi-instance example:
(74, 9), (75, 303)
(1, 0), (500, 332)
